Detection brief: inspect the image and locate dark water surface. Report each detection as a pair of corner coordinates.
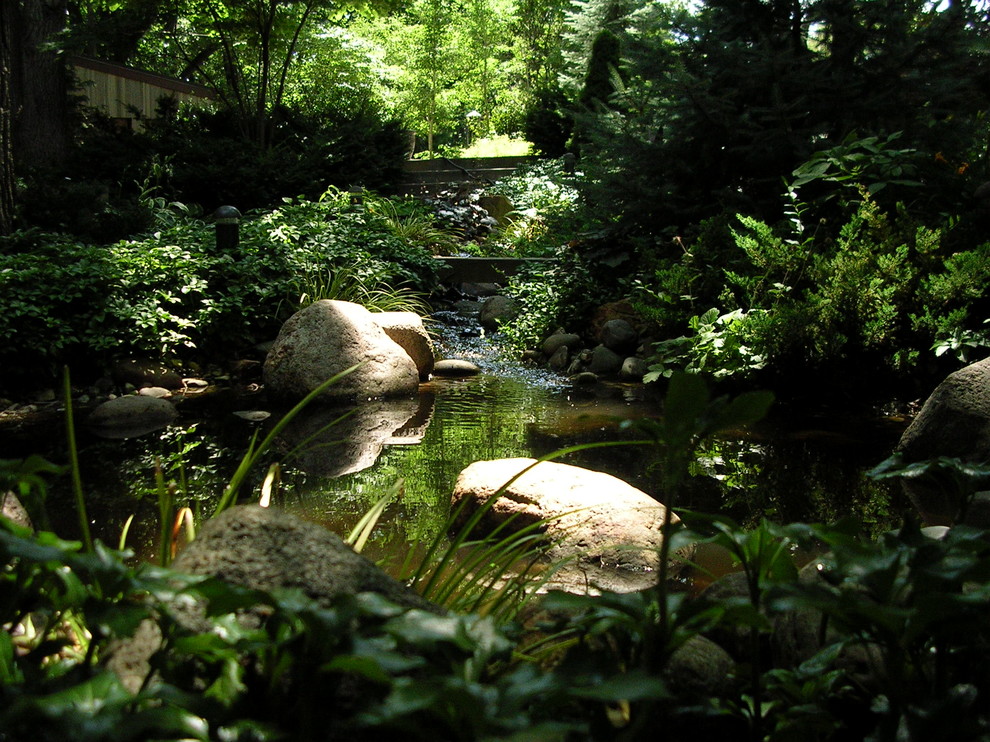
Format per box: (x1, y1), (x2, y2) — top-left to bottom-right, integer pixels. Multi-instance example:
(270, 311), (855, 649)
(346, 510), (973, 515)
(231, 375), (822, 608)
(1, 318), (912, 564)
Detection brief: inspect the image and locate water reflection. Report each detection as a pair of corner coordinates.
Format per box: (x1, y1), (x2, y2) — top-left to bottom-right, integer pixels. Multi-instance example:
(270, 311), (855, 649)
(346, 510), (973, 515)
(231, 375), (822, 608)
(276, 394), (433, 477)
(4, 320), (912, 564)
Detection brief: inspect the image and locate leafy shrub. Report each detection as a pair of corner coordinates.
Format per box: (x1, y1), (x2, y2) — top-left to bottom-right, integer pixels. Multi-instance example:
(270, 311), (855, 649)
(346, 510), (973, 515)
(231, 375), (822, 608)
(636, 188), (990, 390)
(5, 376), (990, 740)
(0, 193), (441, 391)
(644, 307), (768, 382)
(485, 160), (584, 257)
(500, 250), (599, 350)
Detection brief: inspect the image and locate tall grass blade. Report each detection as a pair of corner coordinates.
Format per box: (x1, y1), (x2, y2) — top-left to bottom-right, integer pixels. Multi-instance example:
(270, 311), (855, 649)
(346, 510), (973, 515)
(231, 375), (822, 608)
(170, 507), (195, 560)
(155, 458), (174, 567)
(62, 367), (92, 552)
(259, 463), (280, 508)
(214, 363), (362, 516)
(346, 479), (402, 554)
(118, 513), (135, 552)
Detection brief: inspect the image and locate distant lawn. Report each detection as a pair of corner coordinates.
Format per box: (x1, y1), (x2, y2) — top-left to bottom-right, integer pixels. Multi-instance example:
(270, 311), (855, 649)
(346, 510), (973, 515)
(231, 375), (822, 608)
(457, 136), (533, 158)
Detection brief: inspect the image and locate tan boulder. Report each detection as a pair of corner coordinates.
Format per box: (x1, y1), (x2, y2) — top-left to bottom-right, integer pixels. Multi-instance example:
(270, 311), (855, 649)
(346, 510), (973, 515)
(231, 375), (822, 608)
(452, 458), (677, 591)
(263, 300), (420, 402)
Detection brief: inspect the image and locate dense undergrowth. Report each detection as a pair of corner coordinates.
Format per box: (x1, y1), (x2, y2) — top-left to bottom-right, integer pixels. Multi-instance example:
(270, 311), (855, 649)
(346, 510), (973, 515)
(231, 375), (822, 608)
(0, 190), (440, 394)
(2, 374), (990, 741)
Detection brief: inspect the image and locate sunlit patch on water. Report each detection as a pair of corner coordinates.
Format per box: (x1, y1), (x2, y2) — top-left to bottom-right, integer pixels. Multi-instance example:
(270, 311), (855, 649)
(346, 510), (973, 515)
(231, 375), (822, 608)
(3, 310), (913, 568)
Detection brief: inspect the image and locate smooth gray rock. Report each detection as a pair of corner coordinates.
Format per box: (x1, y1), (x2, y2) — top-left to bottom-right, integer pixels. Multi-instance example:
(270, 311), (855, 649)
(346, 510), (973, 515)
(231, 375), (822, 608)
(895, 357), (990, 525)
(105, 505), (441, 692)
(479, 295), (519, 331)
(600, 319), (639, 354)
(433, 359), (481, 377)
(541, 332), (582, 358)
(548, 344), (569, 371)
(112, 358), (184, 390)
(620, 357), (649, 381)
(588, 345), (623, 375)
(452, 458), (677, 588)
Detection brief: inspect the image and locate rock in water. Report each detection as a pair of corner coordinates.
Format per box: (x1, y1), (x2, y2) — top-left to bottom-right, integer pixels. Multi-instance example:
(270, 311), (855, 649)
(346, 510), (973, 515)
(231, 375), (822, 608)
(373, 311), (435, 380)
(452, 458), (678, 592)
(87, 395), (178, 438)
(895, 356), (990, 525)
(264, 300), (420, 402)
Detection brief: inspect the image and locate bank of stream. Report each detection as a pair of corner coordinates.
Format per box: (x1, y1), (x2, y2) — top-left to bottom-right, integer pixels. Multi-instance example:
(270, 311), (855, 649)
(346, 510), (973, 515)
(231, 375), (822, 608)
(1, 311), (912, 569)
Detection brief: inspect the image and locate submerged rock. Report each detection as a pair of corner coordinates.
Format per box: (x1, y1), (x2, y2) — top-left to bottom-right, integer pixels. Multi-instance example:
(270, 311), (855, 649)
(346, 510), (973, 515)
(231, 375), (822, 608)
(433, 359), (481, 377)
(87, 395), (178, 438)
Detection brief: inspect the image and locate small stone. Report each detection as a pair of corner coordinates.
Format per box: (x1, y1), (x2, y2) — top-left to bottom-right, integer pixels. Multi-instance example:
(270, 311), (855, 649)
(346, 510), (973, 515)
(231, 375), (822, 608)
(620, 357), (649, 381)
(138, 386), (172, 399)
(233, 410), (271, 422)
(32, 389), (56, 404)
(113, 358), (184, 390)
(183, 378), (209, 388)
(571, 371), (598, 385)
(548, 345), (569, 371)
(433, 359), (482, 377)
(88, 395), (178, 438)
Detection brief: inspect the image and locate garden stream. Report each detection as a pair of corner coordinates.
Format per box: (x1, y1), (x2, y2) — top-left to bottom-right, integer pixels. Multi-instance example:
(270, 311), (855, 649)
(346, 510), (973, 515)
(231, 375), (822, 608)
(2, 311), (913, 572)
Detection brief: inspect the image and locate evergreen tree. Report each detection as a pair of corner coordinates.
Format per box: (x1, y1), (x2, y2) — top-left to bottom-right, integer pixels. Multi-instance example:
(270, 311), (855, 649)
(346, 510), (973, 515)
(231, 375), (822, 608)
(576, 0), (990, 251)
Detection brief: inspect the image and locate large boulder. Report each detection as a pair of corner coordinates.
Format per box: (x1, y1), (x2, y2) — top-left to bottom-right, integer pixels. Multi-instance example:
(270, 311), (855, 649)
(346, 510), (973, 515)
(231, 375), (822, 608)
(263, 300), (420, 402)
(172, 506), (437, 610)
(105, 505), (440, 691)
(895, 357), (990, 525)
(451, 458), (677, 592)
(373, 311), (435, 380)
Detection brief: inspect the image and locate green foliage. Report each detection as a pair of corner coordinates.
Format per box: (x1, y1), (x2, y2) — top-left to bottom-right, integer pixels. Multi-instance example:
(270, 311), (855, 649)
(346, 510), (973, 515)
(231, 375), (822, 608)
(645, 307), (768, 382)
(0, 193), (440, 390)
(485, 160), (584, 257)
(790, 131), (922, 196)
(7, 374), (990, 739)
(500, 251), (599, 350)
(636, 186), (990, 387)
(571, 0), (989, 245)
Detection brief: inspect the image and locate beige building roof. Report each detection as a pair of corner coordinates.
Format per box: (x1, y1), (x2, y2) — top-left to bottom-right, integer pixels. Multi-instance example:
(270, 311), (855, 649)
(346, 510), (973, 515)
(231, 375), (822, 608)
(72, 56), (215, 128)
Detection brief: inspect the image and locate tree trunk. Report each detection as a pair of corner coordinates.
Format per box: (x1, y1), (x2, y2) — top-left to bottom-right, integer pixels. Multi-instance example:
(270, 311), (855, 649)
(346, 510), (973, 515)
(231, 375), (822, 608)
(1, 1), (15, 235)
(10, 0), (71, 173)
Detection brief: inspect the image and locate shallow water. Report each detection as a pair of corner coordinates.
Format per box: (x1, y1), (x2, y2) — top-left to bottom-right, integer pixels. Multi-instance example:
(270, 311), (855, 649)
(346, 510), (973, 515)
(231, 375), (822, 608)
(3, 314), (911, 564)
